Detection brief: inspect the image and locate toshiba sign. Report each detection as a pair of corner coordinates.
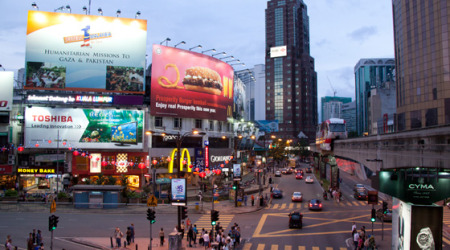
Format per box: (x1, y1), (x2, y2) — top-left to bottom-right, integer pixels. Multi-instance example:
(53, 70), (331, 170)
(270, 45), (287, 58)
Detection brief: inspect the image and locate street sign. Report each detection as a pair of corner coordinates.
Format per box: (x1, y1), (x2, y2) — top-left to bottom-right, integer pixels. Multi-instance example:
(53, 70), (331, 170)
(50, 200), (56, 213)
(147, 195), (157, 207)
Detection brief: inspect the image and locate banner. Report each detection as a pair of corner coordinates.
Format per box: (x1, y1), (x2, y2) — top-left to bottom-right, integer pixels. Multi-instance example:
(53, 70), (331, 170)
(25, 11), (147, 93)
(171, 178), (186, 206)
(0, 72), (14, 111)
(255, 120), (279, 132)
(150, 45), (234, 121)
(24, 107), (144, 149)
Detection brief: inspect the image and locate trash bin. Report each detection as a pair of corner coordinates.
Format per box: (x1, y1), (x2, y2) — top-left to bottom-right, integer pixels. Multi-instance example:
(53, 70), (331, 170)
(195, 202), (199, 211)
(237, 198), (242, 207)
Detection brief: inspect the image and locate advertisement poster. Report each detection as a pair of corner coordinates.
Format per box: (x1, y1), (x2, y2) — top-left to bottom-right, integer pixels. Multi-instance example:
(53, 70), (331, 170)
(255, 120), (279, 132)
(150, 45), (234, 121)
(234, 77), (245, 119)
(171, 178), (186, 206)
(25, 107), (144, 149)
(233, 164), (241, 180)
(393, 198), (412, 250)
(0, 72), (14, 111)
(25, 11), (147, 93)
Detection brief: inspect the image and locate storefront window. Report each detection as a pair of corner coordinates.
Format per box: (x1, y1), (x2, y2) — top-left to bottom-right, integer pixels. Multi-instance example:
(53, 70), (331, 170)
(129, 155), (145, 170)
(75, 156), (89, 171)
(103, 155), (115, 170)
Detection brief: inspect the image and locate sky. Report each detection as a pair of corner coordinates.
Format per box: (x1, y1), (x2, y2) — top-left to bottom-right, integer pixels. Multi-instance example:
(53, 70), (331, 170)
(0, 0), (394, 101)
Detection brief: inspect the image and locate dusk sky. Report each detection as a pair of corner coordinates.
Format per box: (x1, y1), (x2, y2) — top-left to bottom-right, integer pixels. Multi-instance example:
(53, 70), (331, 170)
(0, 0), (394, 102)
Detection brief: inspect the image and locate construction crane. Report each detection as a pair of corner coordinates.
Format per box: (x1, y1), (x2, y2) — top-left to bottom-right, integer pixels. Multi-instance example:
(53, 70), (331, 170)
(327, 76), (337, 97)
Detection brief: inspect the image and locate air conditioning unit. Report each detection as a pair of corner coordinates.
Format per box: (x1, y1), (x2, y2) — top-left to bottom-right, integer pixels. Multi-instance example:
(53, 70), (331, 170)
(8, 159), (15, 165)
(8, 155), (15, 161)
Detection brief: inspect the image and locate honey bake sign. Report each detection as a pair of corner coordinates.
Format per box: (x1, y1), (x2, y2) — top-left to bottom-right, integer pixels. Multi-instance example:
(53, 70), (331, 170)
(150, 45), (234, 121)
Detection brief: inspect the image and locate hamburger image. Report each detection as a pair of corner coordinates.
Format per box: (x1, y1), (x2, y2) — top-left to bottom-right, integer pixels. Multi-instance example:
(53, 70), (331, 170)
(182, 67), (223, 95)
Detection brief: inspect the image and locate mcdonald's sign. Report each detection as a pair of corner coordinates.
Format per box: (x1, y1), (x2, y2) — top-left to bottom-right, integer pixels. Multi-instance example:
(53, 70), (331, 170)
(168, 148), (192, 173)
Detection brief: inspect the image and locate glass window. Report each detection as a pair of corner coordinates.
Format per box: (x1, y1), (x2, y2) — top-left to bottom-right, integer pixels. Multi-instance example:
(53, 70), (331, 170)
(209, 120), (214, 131)
(173, 118), (182, 129)
(218, 122), (222, 132)
(195, 119), (203, 129)
(425, 108), (438, 127)
(155, 117), (163, 127)
(410, 110), (422, 129)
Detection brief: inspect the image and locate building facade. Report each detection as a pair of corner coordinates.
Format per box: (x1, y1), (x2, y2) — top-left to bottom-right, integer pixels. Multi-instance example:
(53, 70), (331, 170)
(321, 96), (352, 122)
(265, 0), (317, 142)
(367, 81), (397, 135)
(392, 0), (450, 130)
(354, 58), (395, 136)
(235, 64), (266, 122)
(341, 101), (357, 134)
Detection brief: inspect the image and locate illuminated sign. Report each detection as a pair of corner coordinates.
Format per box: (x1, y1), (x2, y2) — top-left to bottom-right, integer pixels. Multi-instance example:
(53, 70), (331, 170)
(17, 168), (55, 174)
(0, 72), (14, 111)
(270, 45), (287, 58)
(205, 146), (209, 168)
(25, 11), (147, 94)
(150, 45), (234, 121)
(27, 94), (113, 104)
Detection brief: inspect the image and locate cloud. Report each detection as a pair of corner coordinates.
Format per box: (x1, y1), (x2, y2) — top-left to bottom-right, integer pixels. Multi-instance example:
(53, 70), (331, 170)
(315, 39), (329, 47)
(348, 26), (377, 43)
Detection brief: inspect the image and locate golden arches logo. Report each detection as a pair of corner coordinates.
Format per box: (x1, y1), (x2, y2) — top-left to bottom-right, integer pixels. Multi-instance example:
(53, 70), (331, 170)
(168, 148), (192, 173)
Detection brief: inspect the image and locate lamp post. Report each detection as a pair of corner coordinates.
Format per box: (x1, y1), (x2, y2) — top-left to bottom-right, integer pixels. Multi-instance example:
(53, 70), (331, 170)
(174, 41), (186, 48)
(233, 134), (243, 207)
(189, 45), (202, 51)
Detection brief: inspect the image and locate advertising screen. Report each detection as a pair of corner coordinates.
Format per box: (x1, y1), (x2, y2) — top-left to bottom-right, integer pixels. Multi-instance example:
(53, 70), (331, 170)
(25, 107), (144, 149)
(150, 45), (234, 121)
(0, 72), (14, 111)
(171, 178), (186, 206)
(24, 11), (147, 94)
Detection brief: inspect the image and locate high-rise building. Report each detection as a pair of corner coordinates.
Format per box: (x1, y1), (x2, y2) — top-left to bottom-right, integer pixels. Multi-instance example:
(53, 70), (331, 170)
(354, 58), (395, 136)
(235, 64), (266, 121)
(392, 0), (450, 130)
(342, 101), (357, 134)
(265, 0), (317, 142)
(321, 96), (352, 122)
(368, 81), (396, 135)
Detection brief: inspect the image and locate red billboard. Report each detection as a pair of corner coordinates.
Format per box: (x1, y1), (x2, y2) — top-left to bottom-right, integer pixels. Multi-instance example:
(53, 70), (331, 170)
(150, 45), (234, 121)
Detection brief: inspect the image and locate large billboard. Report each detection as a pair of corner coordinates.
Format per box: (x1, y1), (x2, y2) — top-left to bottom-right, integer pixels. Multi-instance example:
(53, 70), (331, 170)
(25, 11), (147, 93)
(0, 72), (14, 111)
(25, 107), (144, 149)
(150, 45), (234, 121)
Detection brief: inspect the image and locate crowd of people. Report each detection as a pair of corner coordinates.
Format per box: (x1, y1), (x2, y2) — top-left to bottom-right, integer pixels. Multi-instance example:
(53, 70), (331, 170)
(3, 229), (45, 250)
(106, 66), (144, 92)
(112, 224), (135, 248)
(351, 222), (377, 250)
(26, 70), (65, 89)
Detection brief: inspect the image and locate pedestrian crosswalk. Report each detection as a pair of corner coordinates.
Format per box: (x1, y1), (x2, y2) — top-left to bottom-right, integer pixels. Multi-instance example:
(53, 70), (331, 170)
(265, 200), (379, 210)
(193, 214), (235, 232)
(243, 243), (347, 250)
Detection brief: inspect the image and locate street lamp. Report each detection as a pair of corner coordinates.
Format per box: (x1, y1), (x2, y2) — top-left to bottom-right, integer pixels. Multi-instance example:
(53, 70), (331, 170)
(31, 2), (39, 10)
(82, 6), (88, 14)
(231, 63), (246, 67)
(189, 45), (202, 51)
(202, 49), (216, 54)
(174, 41), (186, 48)
(116, 9), (121, 17)
(135, 11), (141, 19)
(66, 5), (71, 13)
(160, 37), (171, 46)
(212, 52), (226, 57)
(226, 59), (240, 63)
(98, 8), (103, 16)
(219, 56), (234, 60)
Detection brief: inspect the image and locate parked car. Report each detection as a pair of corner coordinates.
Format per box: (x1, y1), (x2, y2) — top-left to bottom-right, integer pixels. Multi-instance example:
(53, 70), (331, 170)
(282, 168), (292, 175)
(308, 199), (323, 211)
(272, 189), (283, 198)
(305, 176), (314, 184)
(295, 169), (304, 174)
(376, 208), (392, 222)
(295, 173), (303, 179)
(291, 192), (303, 202)
(353, 184), (366, 192)
(275, 171), (282, 177)
(354, 190), (368, 200)
(288, 211), (303, 228)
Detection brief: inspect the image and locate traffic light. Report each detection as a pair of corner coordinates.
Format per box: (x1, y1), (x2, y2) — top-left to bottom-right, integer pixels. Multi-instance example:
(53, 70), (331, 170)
(371, 208), (376, 222)
(48, 215), (59, 231)
(211, 209), (219, 225)
(147, 208), (156, 224)
(382, 201), (388, 214)
(181, 206), (188, 220)
(232, 182), (237, 190)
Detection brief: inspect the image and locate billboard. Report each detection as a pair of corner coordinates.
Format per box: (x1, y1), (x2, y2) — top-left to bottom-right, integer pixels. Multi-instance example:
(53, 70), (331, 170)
(25, 11), (147, 93)
(0, 72), (14, 111)
(25, 107), (144, 149)
(270, 45), (287, 58)
(150, 45), (234, 121)
(171, 178), (187, 206)
(255, 120), (279, 132)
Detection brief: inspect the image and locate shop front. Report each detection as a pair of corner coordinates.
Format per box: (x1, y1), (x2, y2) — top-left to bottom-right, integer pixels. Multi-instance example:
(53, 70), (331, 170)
(0, 165), (15, 190)
(17, 166), (61, 193)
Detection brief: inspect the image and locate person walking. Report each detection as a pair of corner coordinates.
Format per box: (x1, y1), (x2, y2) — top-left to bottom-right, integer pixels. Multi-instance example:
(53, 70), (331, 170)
(130, 223), (135, 243)
(113, 227), (123, 248)
(192, 224), (198, 245)
(126, 227), (132, 246)
(32, 229), (36, 246)
(187, 226), (194, 247)
(159, 228), (165, 246)
(27, 233), (34, 250)
(36, 230), (42, 246)
(353, 229), (359, 250)
(202, 230), (210, 249)
(251, 194), (255, 206)
(180, 220), (185, 240)
(244, 194), (248, 206)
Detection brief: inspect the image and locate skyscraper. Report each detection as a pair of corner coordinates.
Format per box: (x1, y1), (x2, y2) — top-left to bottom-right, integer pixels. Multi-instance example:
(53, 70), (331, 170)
(393, 0), (450, 130)
(354, 58), (395, 136)
(235, 64), (266, 121)
(265, 0), (317, 142)
(321, 96), (352, 122)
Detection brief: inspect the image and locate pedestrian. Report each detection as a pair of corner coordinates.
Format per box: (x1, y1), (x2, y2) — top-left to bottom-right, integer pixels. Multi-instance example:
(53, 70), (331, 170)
(130, 223), (135, 243)
(187, 226), (194, 247)
(351, 222), (357, 236)
(269, 176), (272, 184)
(36, 230), (42, 246)
(27, 233), (34, 250)
(113, 227), (123, 248)
(186, 217), (191, 228)
(159, 228), (165, 246)
(251, 194), (255, 206)
(192, 224), (198, 245)
(244, 194), (248, 206)
(353, 230), (359, 250)
(202, 230), (210, 249)
(180, 220), (185, 239)
(34, 243), (44, 250)
(360, 226), (366, 243)
(259, 195), (264, 207)
(32, 229), (36, 246)
(126, 227), (132, 245)
(5, 237), (12, 250)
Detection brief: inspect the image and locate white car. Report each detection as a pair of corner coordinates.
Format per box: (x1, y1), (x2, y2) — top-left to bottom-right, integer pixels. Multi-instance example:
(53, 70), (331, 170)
(305, 176), (314, 184)
(275, 171), (282, 177)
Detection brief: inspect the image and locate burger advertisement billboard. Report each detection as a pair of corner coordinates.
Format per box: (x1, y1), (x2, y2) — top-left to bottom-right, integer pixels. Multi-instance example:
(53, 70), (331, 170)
(24, 11), (147, 94)
(150, 45), (234, 121)
(25, 107), (144, 149)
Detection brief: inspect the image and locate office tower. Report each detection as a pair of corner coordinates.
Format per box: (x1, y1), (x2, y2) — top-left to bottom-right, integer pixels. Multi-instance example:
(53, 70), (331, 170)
(235, 64), (265, 121)
(265, 0), (317, 142)
(354, 58), (395, 136)
(321, 96), (352, 122)
(342, 101), (357, 134)
(393, 0), (450, 130)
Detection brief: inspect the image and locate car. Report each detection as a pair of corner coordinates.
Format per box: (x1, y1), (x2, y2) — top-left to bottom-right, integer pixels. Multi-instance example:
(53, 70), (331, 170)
(281, 168), (292, 175)
(376, 208), (392, 222)
(288, 211), (303, 228)
(305, 176), (314, 184)
(354, 190), (367, 200)
(291, 192), (303, 202)
(271, 189), (283, 198)
(275, 171), (282, 177)
(353, 184), (366, 192)
(305, 167), (312, 173)
(308, 199), (323, 210)
(295, 169), (304, 174)
(295, 173), (303, 179)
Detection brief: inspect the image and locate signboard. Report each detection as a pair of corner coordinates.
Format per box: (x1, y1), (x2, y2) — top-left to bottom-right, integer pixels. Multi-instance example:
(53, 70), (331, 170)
(24, 107), (144, 149)
(0, 72), (14, 111)
(171, 178), (186, 206)
(233, 164), (241, 180)
(377, 169), (450, 204)
(255, 120), (279, 133)
(147, 195), (157, 207)
(270, 45), (287, 58)
(0, 165), (13, 174)
(25, 11), (147, 94)
(150, 45), (234, 121)
(50, 199), (56, 213)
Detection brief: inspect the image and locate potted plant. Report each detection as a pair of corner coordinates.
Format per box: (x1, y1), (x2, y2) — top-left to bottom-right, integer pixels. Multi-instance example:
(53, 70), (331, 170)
(2, 189), (19, 201)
